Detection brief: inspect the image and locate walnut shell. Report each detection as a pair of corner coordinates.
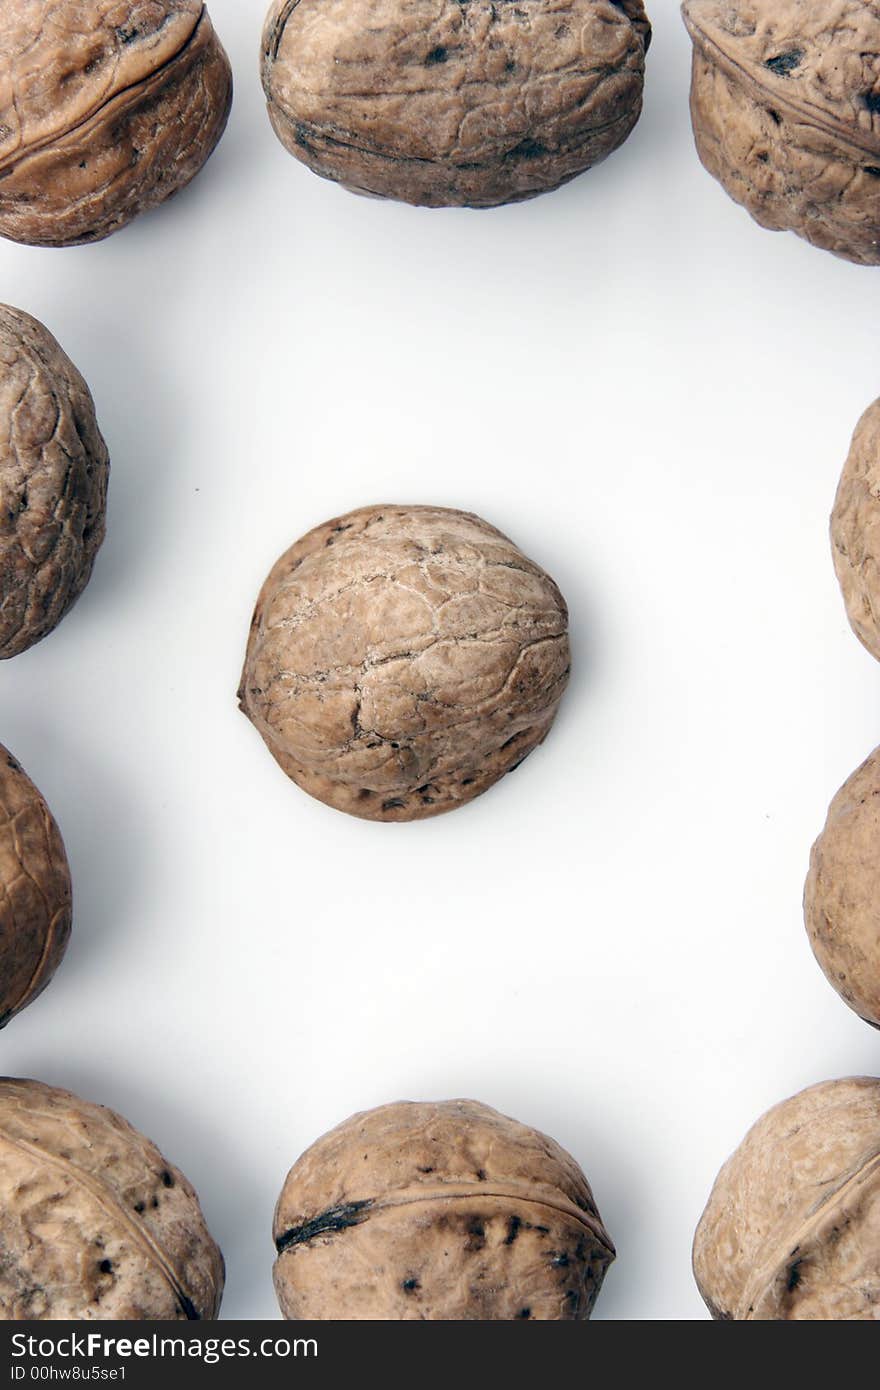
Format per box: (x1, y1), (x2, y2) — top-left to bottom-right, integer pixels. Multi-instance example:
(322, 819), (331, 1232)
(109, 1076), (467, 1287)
(0, 2), (232, 248)
(0, 306), (109, 660)
(238, 505), (571, 822)
(0, 1077), (223, 1319)
(0, 746), (72, 1029)
(273, 1099), (614, 1320)
(694, 1078), (880, 1320)
(260, 0), (650, 209)
(682, 1), (880, 265)
(804, 744), (880, 1030)
(831, 398), (880, 663)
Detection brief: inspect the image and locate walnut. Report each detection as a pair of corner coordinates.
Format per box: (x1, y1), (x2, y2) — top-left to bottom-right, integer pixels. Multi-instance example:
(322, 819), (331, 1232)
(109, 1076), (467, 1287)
(0, 2), (232, 248)
(273, 1099), (614, 1320)
(0, 306), (109, 660)
(693, 1077), (880, 1320)
(682, 1), (880, 265)
(0, 1077), (223, 1319)
(260, 0), (651, 208)
(0, 747), (71, 1029)
(804, 744), (880, 1030)
(831, 397), (880, 663)
(238, 505), (571, 822)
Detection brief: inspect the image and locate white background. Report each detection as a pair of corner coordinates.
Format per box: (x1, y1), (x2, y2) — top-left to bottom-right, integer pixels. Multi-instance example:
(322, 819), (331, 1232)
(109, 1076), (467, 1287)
(1, 0), (879, 1322)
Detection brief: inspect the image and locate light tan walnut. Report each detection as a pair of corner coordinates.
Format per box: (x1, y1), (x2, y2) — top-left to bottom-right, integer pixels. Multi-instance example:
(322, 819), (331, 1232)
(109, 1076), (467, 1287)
(260, 0), (650, 208)
(804, 744), (880, 1030)
(0, 746), (71, 1029)
(273, 1099), (615, 1320)
(0, 1077), (223, 1319)
(831, 398), (880, 663)
(238, 505), (571, 822)
(694, 1078), (880, 1320)
(0, 2), (233, 247)
(0, 305), (109, 660)
(682, 1), (880, 265)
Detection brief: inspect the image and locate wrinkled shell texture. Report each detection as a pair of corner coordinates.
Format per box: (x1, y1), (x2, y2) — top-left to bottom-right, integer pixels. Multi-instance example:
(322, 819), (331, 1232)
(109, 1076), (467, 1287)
(0, 306), (109, 660)
(238, 505), (571, 822)
(261, 0), (650, 208)
(273, 1099), (614, 1320)
(0, 2), (232, 247)
(0, 748), (71, 1028)
(682, 1), (880, 265)
(804, 744), (880, 1030)
(694, 1078), (880, 1320)
(832, 398), (880, 662)
(0, 1078), (224, 1320)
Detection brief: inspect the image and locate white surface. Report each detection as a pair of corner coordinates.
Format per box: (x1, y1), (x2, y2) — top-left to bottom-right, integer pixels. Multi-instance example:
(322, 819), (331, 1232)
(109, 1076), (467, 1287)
(1, 0), (879, 1322)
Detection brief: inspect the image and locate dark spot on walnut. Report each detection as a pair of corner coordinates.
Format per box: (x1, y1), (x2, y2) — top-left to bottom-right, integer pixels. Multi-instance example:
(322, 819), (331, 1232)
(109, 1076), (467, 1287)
(402, 1277), (420, 1292)
(475, 1168), (487, 1181)
(505, 138), (547, 162)
(98, 1259), (113, 1275)
(505, 1216), (521, 1245)
(865, 166), (880, 179)
(161, 1170), (174, 1188)
(517, 1307), (532, 1318)
(764, 51), (803, 76)
(786, 1259), (803, 1292)
(766, 108), (782, 125)
(382, 798), (406, 811)
(425, 46), (448, 65)
(465, 1218), (486, 1251)
(863, 91), (880, 115)
(133, 1202), (145, 1214)
(276, 1200), (373, 1253)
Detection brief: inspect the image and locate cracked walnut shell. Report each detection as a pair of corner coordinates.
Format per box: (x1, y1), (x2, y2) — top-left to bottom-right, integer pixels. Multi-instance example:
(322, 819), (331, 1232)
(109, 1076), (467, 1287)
(260, 0), (651, 208)
(831, 397), (880, 664)
(273, 1099), (615, 1320)
(682, 1), (880, 265)
(238, 505), (571, 822)
(693, 1078), (880, 1319)
(0, 305), (109, 660)
(0, 747), (71, 1029)
(0, 1077), (224, 1319)
(804, 743), (880, 1030)
(0, 2), (232, 247)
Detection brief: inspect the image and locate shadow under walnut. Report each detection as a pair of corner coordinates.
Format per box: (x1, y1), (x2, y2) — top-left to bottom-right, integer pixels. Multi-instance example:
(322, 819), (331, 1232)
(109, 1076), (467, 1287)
(238, 505), (571, 822)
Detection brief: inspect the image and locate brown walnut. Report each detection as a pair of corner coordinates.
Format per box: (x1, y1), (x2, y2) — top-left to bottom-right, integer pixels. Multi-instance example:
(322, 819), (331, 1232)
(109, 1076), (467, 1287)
(238, 505), (571, 822)
(831, 397), (880, 663)
(694, 1078), (880, 1320)
(0, 746), (72, 1029)
(804, 743), (880, 1030)
(0, 2), (233, 248)
(682, 1), (880, 265)
(0, 1077), (224, 1319)
(273, 1099), (615, 1320)
(260, 0), (651, 208)
(0, 305), (109, 660)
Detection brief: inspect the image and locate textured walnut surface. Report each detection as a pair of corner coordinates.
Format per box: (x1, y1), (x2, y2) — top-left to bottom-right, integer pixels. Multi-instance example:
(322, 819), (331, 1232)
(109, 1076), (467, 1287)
(0, 2), (232, 247)
(0, 305), (109, 660)
(804, 744), (880, 1030)
(0, 1078), (223, 1320)
(693, 1078), (880, 1320)
(832, 398), (880, 662)
(682, 0), (880, 264)
(273, 1099), (614, 1320)
(0, 747), (71, 1028)
(261, 0), (650, 208)
(238, 505), (570, 822)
